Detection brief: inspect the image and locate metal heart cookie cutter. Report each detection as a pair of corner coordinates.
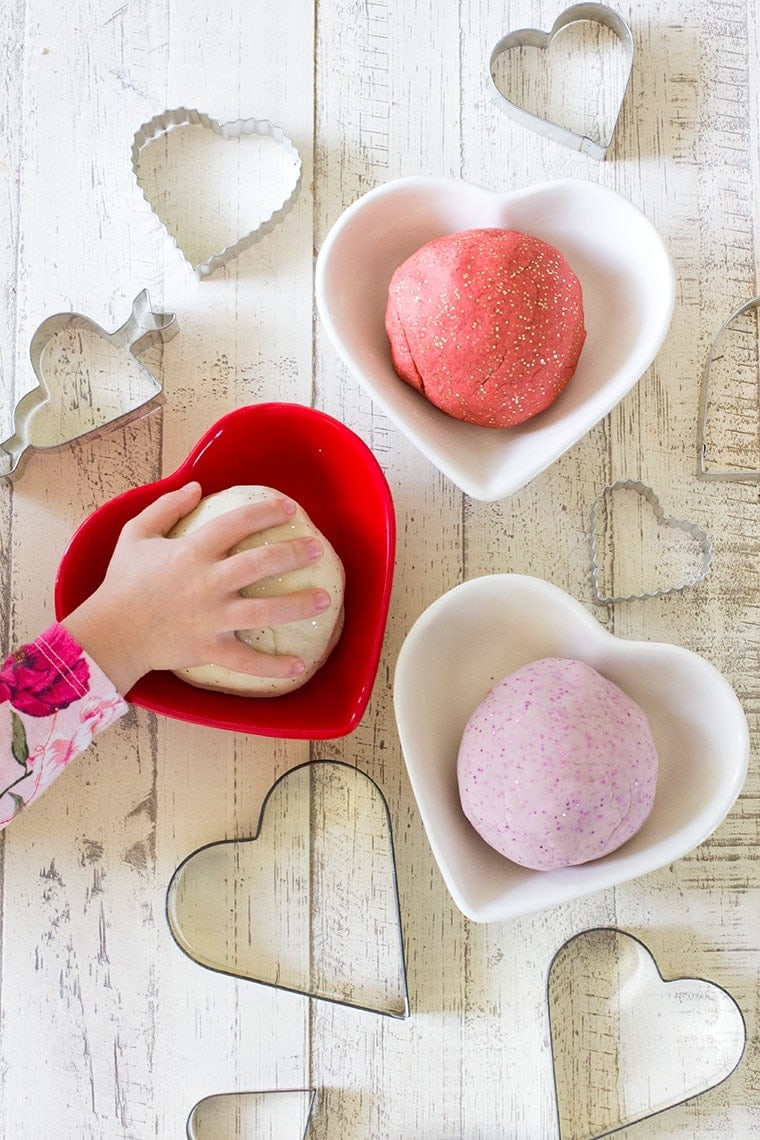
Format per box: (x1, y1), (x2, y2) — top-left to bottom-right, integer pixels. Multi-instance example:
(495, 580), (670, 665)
(548, 927), (746, 1139)
(488, 2), (634, 159)
(187, 1089), (315, 1140)
(0, 289), (177, 481)
(132, 108), (302, 279)
(697, 295), (760, 480)
(590, 479), (713, 603)
(166, 760), (410, 1019)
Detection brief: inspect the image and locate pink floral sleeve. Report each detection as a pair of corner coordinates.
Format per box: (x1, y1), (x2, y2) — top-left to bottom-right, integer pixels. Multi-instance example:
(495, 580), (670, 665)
(0, 623), (129, 829)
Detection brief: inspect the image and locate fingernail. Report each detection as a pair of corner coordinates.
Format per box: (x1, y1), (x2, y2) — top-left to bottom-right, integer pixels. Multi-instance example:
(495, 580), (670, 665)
(314, 590), (331, 612)
(290, 659), (306, 676)
(305, 538), (323, 561)
(281, 498), (297, 516)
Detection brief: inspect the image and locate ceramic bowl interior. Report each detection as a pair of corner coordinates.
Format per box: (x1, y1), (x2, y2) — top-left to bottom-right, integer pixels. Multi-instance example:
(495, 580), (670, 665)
(55, 403), (395, 739)
(393, 574), (748, 921)
(316, 176), (675, 500)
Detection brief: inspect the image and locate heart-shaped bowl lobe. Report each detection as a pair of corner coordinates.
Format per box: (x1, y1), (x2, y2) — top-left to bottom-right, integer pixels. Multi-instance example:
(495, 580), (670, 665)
(55, 403), (395, 738)
(316, 176), (675, 500)
(393, 574), (748, 921)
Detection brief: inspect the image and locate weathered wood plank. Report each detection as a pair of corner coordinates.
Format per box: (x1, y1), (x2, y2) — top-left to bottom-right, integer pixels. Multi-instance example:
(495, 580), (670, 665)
(1, 0), (760, 1135)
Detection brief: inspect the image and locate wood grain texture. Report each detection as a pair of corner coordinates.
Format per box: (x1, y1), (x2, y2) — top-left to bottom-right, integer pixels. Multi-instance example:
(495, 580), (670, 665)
(1, 0), (760, 1136)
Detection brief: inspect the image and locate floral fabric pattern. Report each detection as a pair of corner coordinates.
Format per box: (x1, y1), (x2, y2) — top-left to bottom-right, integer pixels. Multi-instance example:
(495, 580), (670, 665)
(0, 624), (129, 828)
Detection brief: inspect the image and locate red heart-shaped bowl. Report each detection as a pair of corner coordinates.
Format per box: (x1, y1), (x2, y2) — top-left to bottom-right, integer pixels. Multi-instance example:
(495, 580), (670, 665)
(54, 403), (396, 739)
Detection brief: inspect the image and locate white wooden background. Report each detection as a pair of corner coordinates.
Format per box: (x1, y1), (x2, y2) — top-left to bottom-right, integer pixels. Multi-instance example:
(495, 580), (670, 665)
(1, 0), (759, 1137)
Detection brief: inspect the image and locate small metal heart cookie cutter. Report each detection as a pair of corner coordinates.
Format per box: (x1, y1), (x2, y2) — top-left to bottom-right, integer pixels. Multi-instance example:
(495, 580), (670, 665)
(132, 107), (302, 278)
(488, 2), (634, 159)
(590, 479), (713, 603)
(0, 289), (177, 481)
(697, 295), (760, 480)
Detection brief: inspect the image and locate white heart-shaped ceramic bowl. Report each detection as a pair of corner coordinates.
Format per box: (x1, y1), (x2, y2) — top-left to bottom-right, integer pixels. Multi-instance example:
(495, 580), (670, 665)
(316, 176), (675, 500)
(393, 575), (748, 922)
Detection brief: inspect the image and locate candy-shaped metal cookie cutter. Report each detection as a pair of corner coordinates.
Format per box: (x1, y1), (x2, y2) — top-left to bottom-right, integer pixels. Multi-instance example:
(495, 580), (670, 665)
(187, 1088), (315, 1140)
(0, 289), (177, 481)
(548, 927), (746, 1139)
(166, 760), (410, 1019)
(697, 295), (760, 480)
(488, 2), (634, 159)
(591, 479), (713, 603)
(132, 108), (302, 278)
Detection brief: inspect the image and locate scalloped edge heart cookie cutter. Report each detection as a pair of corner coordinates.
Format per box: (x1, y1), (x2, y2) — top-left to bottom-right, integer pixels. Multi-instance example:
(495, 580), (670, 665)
(590, 479), (713, 603)
(488, 2), (634, 159)
(697, 295), (760, 480)
(0, 289), (177, 481)
(132, 107), (302, 279)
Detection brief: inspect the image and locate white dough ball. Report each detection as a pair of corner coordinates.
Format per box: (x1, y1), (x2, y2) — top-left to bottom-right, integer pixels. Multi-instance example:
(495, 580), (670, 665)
(169, 485), (345, 696)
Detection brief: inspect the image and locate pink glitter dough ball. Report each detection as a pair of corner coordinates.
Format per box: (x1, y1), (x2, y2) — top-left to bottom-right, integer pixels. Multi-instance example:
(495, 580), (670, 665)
(457, 658), (659, 871)
(385, 228), (586, 428)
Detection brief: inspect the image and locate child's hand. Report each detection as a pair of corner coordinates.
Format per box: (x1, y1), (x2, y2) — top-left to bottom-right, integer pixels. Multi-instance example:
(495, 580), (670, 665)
(62, 482), (331, 695)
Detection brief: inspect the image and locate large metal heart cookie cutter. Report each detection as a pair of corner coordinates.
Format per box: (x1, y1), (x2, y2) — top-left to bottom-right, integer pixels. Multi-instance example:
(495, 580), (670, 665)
(548, 927), (745, 1139)
(187, 1089), (315, 1140)
(488, 2), (634, 159)
(132, 108), (302, 279)
(697, 295), (760, 480)
(0, 289), (177, 481)
(166, 760), (410, 1019)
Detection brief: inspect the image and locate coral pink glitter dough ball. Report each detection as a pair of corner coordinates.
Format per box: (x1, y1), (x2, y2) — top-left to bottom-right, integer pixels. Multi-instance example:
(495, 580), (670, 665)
(385, 227), (586, 428)
(456, 658), (659, 871)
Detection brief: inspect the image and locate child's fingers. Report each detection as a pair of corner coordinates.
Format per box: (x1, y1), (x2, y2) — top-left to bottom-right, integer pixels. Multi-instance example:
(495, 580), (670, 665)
(220, 536), (323, 591)
(229, 587), (332, 631)
(212, 637), (307, 679)
(189, 498), (298, 556)
(123, 483), (203, 539)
